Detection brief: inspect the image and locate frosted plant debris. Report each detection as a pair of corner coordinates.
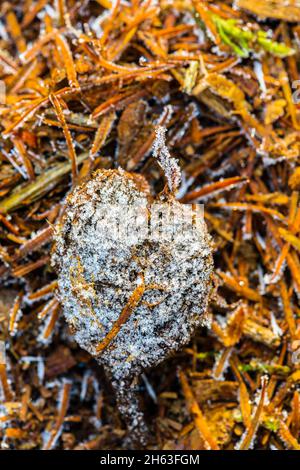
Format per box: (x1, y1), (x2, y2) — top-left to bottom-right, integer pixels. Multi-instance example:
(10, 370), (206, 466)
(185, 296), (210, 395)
(53, 168), (213, 445)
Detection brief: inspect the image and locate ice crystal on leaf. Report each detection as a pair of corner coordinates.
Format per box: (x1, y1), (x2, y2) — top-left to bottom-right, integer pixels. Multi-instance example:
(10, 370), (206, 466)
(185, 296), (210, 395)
(52, 168), (213, 446)
(53, 169), (213, 381)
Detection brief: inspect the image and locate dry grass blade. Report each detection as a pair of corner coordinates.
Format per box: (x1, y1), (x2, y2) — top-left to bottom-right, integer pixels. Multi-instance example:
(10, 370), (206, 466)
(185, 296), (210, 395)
(237, 376), (268, 450)
(49, 94), (78, 184)
(179, 369), (220, 450)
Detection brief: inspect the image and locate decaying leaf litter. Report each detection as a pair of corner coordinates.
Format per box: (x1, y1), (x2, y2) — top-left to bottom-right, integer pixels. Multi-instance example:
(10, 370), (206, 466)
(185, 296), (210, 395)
(0, 0), (300, 450)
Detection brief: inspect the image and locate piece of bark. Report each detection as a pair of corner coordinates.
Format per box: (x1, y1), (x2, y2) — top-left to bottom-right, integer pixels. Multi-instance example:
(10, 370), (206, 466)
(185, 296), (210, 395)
(242, 318), (281, 349)
(195, 89), (232, 119)
(192, 379), (238, 403)
(45, 346), (76, 378)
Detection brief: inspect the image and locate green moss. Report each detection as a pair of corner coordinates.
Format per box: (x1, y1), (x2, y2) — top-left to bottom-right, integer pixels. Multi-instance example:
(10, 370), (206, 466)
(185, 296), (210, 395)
(263, 417), (280, 433)
(238, 360), (290, 376)
(202, 12), (295, 58)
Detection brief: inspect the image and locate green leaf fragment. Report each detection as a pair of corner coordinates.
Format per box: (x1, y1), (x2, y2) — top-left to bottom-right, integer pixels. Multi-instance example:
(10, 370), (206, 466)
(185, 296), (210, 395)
(256, 31), (295, 58)
(206, 13), (294, 58)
